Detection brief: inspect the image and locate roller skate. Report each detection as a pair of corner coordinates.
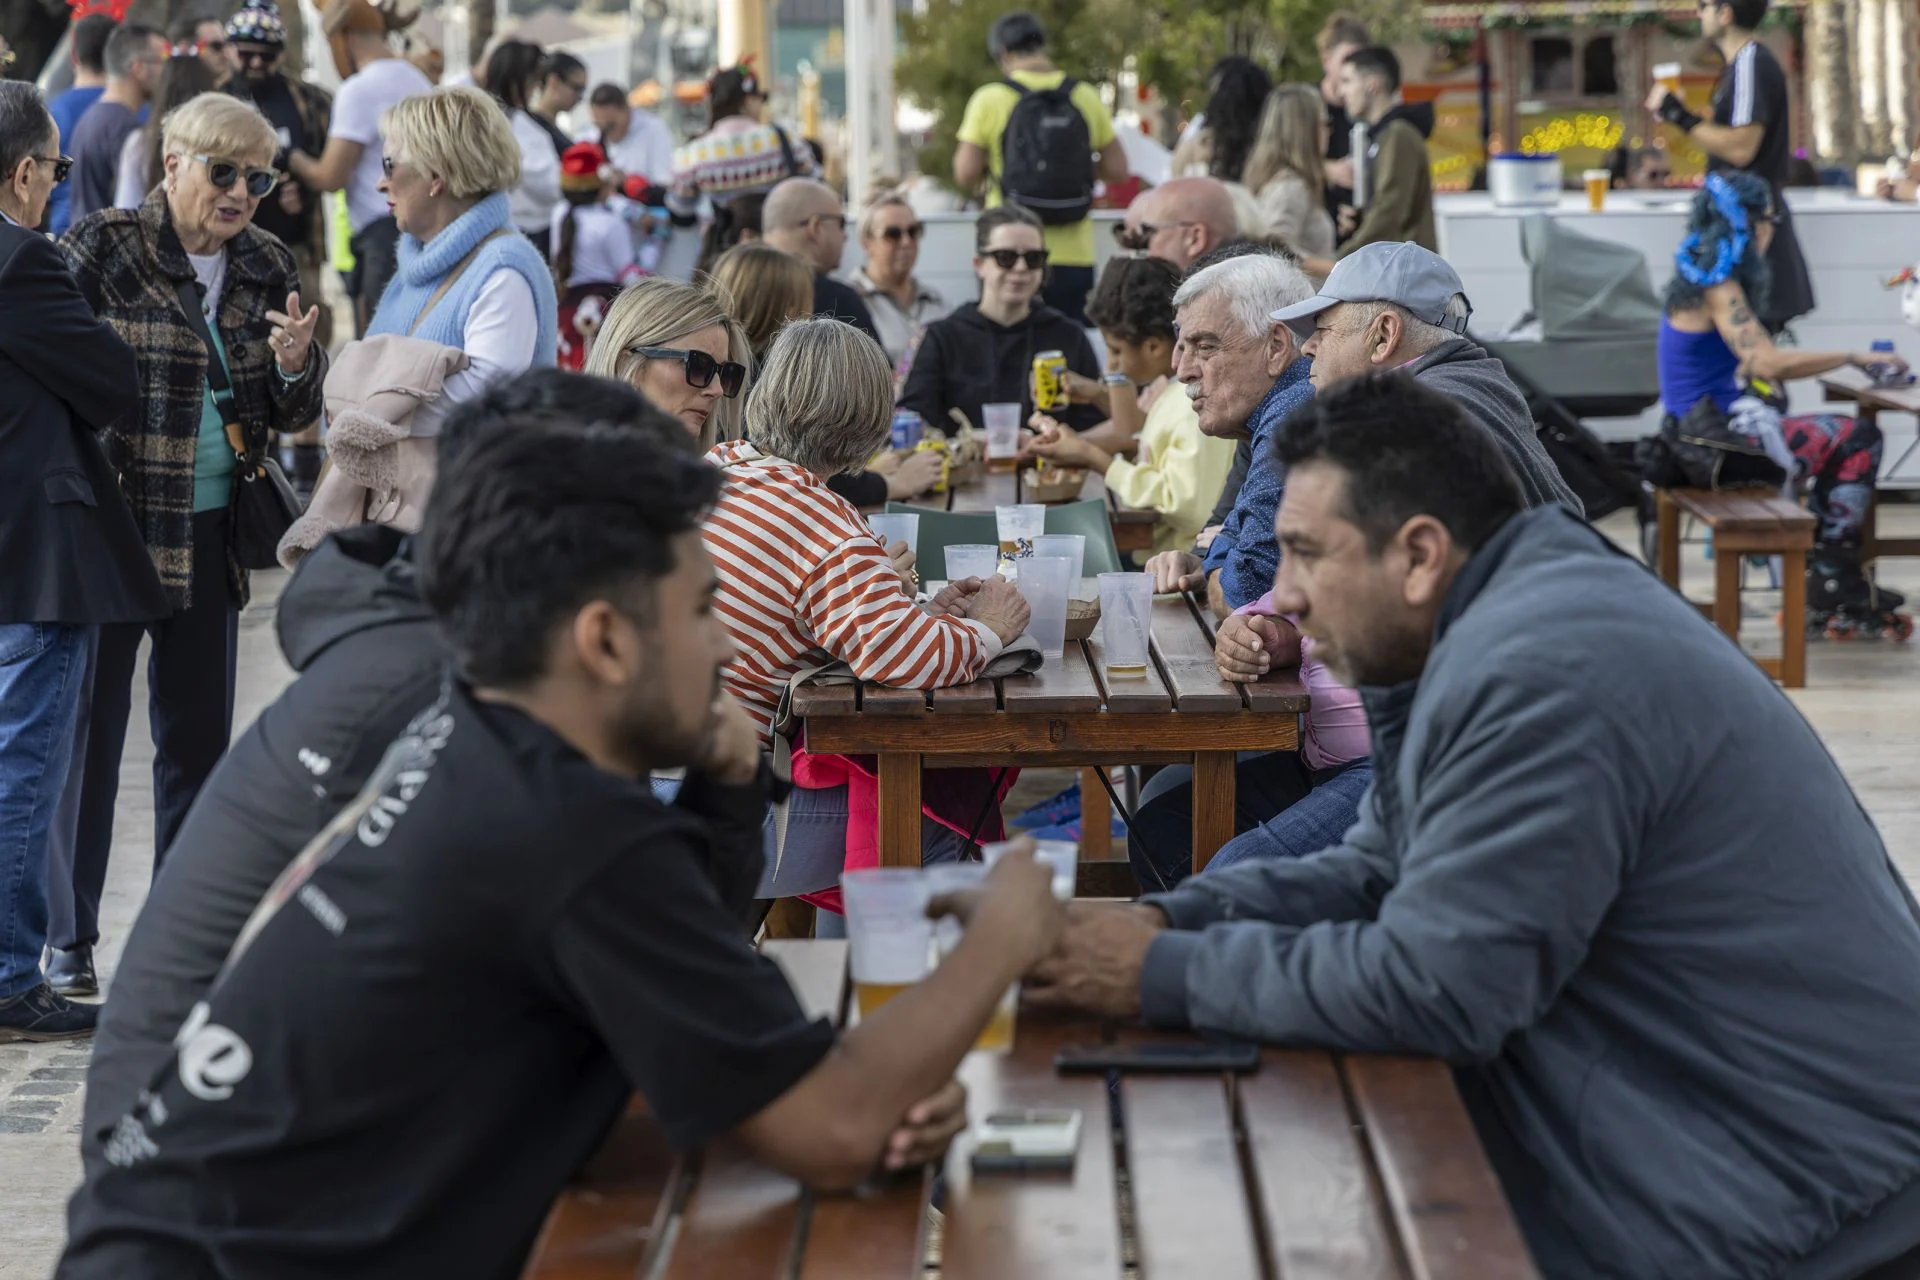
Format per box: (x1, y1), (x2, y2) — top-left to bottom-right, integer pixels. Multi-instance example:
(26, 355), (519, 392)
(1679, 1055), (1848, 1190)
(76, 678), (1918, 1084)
(1806, 552), (1914, 641)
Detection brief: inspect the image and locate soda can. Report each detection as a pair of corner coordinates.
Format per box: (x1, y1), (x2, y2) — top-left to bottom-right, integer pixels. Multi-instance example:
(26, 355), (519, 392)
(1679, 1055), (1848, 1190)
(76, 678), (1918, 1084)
(913, 437), (952, 492)
(890, 409), (925, 450)
(1032, 350), (1069, 413)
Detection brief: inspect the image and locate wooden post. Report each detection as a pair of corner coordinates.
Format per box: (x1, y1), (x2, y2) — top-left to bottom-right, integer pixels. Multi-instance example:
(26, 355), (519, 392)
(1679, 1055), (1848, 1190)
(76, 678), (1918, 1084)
(1190, 752), (1234, 874)
(1079, 767), (1112, 863)
(1712, 544), (1743, 649)
(1780, 548), (1808, 688)
(875, 752), (922, 868)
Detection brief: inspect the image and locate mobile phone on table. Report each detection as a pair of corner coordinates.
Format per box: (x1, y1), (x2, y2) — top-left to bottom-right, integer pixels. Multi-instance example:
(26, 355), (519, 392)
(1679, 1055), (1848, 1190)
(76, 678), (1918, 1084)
(1054, 1040), (1260, 1074)
(968, 1108), (1082, 1175)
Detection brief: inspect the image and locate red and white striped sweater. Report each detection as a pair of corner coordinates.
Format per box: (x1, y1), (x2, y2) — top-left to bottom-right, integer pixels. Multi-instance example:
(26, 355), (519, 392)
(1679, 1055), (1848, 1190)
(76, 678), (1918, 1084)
(704, 441), (993, 739)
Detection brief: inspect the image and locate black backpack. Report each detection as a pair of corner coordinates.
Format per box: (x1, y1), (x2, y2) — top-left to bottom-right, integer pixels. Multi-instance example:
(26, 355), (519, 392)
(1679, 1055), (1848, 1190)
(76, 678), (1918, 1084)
(998, 78), (1094, 225)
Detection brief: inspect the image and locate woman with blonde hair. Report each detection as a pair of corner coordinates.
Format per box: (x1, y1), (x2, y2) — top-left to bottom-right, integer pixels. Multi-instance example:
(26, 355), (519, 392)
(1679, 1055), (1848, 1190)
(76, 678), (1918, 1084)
(584, 275), (752, 447)
(59, 91), (327, 971)
(705, 240), (810, 363)
(1243, 84), (1337, 260)
(850, 194), (949, 368)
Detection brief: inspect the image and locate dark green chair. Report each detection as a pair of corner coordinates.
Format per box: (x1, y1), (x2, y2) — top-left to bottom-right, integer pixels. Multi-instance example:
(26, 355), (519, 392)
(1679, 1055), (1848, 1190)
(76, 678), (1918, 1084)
(1041, 499), (1124, 576)
(888, 504), (996, 579)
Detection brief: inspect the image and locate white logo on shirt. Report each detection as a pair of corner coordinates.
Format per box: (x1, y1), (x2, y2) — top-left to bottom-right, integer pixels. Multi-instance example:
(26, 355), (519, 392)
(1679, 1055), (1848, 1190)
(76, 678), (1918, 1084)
(174, 1001), (254, 1102)
(298, 747), (332, 777)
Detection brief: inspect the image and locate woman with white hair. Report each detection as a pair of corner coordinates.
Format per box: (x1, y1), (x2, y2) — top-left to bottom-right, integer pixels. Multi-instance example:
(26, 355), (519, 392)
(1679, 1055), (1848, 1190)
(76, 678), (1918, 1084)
(586, 275), (753, 448)
(704, 318), (1032, 903)
(59, 92), (328, 968)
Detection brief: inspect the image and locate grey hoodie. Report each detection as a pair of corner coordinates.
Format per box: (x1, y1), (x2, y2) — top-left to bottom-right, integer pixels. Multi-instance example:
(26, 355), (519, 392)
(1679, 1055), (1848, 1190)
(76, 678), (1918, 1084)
(1138, 507), (1920, 1278)
(1408, 337), (1584, 517)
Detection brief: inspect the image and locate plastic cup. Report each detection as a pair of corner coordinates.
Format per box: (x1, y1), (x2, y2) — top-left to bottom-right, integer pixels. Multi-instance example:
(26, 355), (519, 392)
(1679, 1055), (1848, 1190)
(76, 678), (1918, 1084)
(1098, 572), (1153, 679)
(1031, 533), (1086, 596)
(983, 837), (1078, 901)
(1014, 556), (1073, 657)
(841, 868), (933, 1018)
(1653, 61), (1682, 96)
(983, 402), (1022, 470)
(1583, 169), (1610, 212)
(996, 503), (1047, 563)
(868, 512), (920, 557)
(945, 544), (999, 582)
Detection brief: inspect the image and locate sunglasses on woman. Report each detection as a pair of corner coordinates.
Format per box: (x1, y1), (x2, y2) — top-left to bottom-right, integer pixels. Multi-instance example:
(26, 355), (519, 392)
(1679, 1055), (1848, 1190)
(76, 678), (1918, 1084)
(878, 223), (924, 242)
(192, 154), (279, 198)
(984, 248), (1048, 271)
(633, 346), (747, 398)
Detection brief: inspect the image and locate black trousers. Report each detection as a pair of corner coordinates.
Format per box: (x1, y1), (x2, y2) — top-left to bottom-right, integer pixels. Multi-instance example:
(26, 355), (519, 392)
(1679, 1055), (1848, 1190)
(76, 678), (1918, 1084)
(46, 510), (238, 950)
(1043, 264), (1095, 326)
(348, 215), (402, 336)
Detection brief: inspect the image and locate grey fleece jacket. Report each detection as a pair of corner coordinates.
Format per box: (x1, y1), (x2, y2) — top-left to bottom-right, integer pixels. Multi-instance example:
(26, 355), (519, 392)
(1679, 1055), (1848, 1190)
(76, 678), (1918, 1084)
(1407, 338), (1584, 517)
(1138, 507), (1920, 1279)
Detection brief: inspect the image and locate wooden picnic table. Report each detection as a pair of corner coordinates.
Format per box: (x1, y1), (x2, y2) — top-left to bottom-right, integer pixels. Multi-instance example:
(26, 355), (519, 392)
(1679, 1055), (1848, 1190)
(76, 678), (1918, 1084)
(945, 464), (1162, 555)
(1820, 373), (1920, 563)
(793, 588), (1308, 878)
(522, 940), (1540, 1280)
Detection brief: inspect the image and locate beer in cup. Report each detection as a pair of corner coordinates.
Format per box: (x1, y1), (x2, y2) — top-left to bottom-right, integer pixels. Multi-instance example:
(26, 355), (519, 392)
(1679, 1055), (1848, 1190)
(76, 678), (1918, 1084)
(926, 863), (1017, 1053)
(1653, 62), (1683, 98)
(1584, 169), (1611, 212)
(841, 868), (933, 1017)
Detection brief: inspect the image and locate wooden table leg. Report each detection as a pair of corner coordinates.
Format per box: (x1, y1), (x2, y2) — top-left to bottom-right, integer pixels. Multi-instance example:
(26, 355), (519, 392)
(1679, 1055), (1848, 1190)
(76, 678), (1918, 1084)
(1780, 548), (1807, 688)
(1656, 488), (1681, 587)
(1191, 752), (1235, 875)
(1712, 545), (1742, 649)
(876, 752), (923, 868)
(1079, 767), (1112, 862)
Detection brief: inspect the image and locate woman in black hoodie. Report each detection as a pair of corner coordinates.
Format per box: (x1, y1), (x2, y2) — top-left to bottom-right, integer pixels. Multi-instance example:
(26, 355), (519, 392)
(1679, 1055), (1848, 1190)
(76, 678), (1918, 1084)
(897, 204), (1103, 435)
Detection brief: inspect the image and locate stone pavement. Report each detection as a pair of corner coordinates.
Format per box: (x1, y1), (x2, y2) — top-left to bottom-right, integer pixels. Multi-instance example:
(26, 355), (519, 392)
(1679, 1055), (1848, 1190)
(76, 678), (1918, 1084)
(3, 513), (1920, 1277)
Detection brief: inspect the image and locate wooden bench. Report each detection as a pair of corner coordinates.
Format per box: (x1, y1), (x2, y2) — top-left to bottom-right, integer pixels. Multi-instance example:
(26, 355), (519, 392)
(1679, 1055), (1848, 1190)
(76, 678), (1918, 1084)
(1654, 487), (1816, 687)
(1820, 374), (1920, 568)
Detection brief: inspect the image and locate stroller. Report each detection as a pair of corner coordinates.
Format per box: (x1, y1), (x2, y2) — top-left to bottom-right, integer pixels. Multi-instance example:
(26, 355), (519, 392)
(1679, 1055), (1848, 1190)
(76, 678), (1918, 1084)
(1482, 214), (1663, 521)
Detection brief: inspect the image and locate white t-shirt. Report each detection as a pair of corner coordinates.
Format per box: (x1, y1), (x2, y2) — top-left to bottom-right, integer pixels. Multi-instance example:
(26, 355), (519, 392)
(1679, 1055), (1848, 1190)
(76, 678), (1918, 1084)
(548, 201), (637, 287)
(582, 108), (675, 188)
(408, 267), (539, 438)
(329, 57), (433, 232)
(508, 109), (562, 234)
(113, 128), (152, 210)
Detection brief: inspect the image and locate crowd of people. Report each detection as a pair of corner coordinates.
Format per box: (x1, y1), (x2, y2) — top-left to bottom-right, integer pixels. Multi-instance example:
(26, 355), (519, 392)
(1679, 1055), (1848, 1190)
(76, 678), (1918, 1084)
(4, 0), (1920, 1276)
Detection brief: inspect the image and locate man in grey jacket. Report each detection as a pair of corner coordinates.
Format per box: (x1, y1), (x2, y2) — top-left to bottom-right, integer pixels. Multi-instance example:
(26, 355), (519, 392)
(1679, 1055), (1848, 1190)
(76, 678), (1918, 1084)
(1277, 240), (1583, 516)
(1025, 375), (1920, 1279)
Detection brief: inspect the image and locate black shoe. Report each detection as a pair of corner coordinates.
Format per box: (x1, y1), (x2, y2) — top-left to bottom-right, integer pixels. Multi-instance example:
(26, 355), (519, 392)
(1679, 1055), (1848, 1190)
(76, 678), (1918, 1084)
(0, 982), (99, 1042)
(45, 944), (98, 998)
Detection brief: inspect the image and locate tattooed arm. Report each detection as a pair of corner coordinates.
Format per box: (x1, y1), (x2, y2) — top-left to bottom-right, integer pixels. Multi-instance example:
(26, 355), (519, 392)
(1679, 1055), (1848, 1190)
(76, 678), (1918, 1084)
(1705, 282), (1887, 384)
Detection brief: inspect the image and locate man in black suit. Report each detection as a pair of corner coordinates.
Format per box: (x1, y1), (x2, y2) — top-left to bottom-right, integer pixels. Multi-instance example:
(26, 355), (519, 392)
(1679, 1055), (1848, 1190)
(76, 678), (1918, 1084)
(0, 82), (166, 1042)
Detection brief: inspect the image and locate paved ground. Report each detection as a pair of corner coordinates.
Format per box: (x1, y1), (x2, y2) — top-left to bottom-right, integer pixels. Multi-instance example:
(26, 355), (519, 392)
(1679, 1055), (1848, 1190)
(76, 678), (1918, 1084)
(4, 510), (1920, 1276)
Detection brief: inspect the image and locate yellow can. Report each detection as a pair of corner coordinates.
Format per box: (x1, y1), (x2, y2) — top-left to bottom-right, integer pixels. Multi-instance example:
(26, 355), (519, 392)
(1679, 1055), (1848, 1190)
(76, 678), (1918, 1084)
(914, 436), (953, 493)
(1032, 350), (1069, 413)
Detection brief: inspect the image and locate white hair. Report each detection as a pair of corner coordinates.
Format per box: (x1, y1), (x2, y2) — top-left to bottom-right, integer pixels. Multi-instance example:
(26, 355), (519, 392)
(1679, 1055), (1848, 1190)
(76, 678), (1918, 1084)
(1344, 292), (1473, 354)
(1172, 253), (1315, 342)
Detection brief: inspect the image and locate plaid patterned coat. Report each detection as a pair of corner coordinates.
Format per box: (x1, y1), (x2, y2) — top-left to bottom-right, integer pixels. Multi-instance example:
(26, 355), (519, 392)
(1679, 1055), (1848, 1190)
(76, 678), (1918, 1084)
(62, 190), (327, 611)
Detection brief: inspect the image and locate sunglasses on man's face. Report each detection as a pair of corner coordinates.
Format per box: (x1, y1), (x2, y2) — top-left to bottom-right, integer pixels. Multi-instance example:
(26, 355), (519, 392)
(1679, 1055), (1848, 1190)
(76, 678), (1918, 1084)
(236, 46), (278, 66)
(193, 153), (278, 198)
(983, 248), (1048, 271)
(37, 154), (75, 184)
(1112, 220), (1198, 252)
(634, 346), (748, 398)
(878, 223), (924, 242)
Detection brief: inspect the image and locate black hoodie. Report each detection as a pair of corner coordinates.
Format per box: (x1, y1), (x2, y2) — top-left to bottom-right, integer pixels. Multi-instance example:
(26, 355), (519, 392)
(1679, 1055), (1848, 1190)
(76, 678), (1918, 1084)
(897, 300), (1104, 435)
(83, 526), (447, 1160)
(1343, 100), (1438, 256)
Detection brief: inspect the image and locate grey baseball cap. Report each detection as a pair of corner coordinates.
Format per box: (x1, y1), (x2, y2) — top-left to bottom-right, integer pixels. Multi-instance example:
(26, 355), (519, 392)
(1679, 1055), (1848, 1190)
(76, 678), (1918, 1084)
(1271, 241), (1473, 338)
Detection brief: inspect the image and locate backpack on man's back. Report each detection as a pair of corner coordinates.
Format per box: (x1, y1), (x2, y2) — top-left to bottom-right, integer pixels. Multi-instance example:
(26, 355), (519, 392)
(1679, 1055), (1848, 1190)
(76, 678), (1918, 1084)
(997, 78), (1094, 225)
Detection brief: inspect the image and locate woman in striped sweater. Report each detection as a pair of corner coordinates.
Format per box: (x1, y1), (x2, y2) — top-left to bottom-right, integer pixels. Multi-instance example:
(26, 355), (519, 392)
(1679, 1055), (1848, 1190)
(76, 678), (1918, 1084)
(704, 318), (1030, 902)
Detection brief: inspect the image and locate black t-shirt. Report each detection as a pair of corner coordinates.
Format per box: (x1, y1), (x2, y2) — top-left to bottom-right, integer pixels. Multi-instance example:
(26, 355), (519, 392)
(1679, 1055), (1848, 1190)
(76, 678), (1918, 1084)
(60, 685), (832, 1280)
(1708, 40), (1790, 188)
(815, 272), (882, 341)
(1323, 92), (1354, 217)
(232, 76), (312, 248)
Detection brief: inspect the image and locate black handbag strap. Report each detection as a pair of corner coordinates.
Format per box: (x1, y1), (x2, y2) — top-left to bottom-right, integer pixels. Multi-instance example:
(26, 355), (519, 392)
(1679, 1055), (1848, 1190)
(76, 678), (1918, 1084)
(173, 275), (255, 465)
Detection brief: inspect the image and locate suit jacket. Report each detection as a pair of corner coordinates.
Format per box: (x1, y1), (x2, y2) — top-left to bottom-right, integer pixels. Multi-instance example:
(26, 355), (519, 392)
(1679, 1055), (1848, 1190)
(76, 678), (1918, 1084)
(0, 220), (167, 625)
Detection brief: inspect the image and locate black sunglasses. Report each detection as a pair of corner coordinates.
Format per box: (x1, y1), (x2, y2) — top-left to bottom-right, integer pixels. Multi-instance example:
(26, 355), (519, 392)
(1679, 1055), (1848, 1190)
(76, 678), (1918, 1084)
(192, 153), (278, 198)
(879, 223), (924, 242)
(235, 46), (278, 65)
(984, 248), (1048, 271)
(37, 154), (74, 184)
(1112, 220), (1198, 252)
(634, 346), (747, 398)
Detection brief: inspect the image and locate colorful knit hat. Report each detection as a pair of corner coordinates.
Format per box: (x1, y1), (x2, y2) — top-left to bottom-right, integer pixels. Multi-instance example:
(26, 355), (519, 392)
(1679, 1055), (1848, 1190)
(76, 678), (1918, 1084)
(227, 0), (287, 47)
(561, 142), (607, 194)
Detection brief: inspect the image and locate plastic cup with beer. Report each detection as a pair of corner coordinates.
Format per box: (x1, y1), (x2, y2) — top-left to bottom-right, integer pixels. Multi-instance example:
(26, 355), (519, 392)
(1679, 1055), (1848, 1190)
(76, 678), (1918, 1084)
(1097, 571), (1153, 679)
(1031, 533), (1086, 596)
(1583, 169), (1611, 212)
(983, 837), (1078, 901)
(926, 862), (1018, 1053)
(868, 512), (920, 557)
(841, 868), (933, 1018)
(945, 544), (1000, 583)
(1014, 555), (1074, 658)
(983, 402), (1022, 470)
(1653, 62), (1683, 98)
(995, 503), (1047, 565)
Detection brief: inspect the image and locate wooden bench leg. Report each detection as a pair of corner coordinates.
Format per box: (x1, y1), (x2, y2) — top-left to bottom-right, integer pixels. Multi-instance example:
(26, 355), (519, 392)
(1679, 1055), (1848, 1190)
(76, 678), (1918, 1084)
(876, 752), (923, 868)
(1779, 548), (1807, 688)
(1191, 752), (1235, 875)
(1656, 488), (1681, 587)
(1079, 767), (1112, 862)
(1712, 545), (1742, 648)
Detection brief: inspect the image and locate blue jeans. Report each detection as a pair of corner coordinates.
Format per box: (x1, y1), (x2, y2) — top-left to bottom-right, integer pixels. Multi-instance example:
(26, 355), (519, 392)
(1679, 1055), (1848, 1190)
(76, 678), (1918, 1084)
(1202, 760), (1374, 874)
(0, 623), (91, 998)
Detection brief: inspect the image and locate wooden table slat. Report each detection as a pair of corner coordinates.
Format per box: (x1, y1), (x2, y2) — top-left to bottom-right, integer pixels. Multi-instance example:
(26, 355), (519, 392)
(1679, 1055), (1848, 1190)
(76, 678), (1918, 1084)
(1238, 1052), (1408, 1280)
(1344, 1056), (1540, 1280)
(790, 680), (857, 717)
(1150, 597), (1246, 713)
(518, 1123), (688, 1280)
(1085, 630), (1174, 712)
(796, 1171), (933, 1280)
(941, 1017), (1126, 1280)
(655, 1143), (807, 1280)
(860, 685), (932, 715)
(999, 641), (1104, 713)
(1121, 1074), (1268, 1279)
(1244, 670), (1312, 715)
(928, 678), (1001, 714)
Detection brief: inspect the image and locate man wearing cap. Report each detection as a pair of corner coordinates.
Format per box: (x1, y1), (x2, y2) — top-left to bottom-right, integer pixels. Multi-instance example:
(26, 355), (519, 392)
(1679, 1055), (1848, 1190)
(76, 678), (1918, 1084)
(1275, 240), (1579, 513)
(290, 0), (431, 333)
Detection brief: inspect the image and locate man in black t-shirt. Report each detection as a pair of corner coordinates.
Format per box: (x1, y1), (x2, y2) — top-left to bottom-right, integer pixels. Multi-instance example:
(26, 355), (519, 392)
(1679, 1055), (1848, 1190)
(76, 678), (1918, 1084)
(60, 384), (1063, 1280)
(1316, 12), (1370, 223)
(1648, 0), (1813, 329)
